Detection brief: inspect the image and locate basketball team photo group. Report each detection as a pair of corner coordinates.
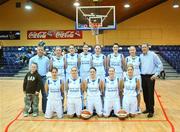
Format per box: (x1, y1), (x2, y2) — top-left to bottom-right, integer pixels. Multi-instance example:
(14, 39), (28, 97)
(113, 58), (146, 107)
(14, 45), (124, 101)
(24, 43), (162, 120)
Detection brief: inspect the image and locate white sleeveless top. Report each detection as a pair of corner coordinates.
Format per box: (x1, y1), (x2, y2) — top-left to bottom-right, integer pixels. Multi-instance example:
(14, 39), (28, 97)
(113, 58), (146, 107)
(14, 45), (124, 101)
(92, 54), (105, 75)
(51, 56), (65, 76)
(67, 77), (82, 98)
(65, 53), (78, 74)
(79, 52), (92, 73)
(123, 75), (138, 97)
(86, 77), (101, 97)
(104, 77), (119, 98)
(126, 56), (140, 76)
(108, 53), (123, 74)
(47, 78), (62, 100)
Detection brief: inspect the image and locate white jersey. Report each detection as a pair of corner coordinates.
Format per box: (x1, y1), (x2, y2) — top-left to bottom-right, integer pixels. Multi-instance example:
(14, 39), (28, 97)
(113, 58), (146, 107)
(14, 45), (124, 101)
(123, 76), (138, 97)
(104, 77), (119, 98)
(67, 77), (82, 98)
(86, 77), (101, 97)
(108, 53), (123, 74)
(79, 52), (92, 73)
(47, 78), (62, 100)
(126, 56), (140, 76)
(65, 53), (78, 74)
(51, 56), (65, 76)
(92, 54), (106, 75)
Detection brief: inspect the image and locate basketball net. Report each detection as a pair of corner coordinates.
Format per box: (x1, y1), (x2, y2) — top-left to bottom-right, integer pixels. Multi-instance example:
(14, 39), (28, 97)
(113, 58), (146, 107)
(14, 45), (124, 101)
(89, 22), (102, 44)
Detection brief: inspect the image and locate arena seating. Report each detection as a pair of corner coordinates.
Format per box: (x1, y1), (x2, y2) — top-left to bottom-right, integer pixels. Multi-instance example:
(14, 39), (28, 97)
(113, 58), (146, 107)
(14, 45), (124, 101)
(0, 45), (179, 77)
(0, 46), (29, 77)
(158, 46), (180, 73)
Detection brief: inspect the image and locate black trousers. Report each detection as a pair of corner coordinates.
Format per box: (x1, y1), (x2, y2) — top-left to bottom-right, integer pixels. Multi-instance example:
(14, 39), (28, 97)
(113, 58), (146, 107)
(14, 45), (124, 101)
(141, 74), (155, 113)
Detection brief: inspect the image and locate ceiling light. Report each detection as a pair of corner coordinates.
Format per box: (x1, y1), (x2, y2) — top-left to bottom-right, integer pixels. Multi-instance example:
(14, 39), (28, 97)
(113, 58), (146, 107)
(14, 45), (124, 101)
(124, 4), (130, 8)
(73, 0), (80, 7)
(173, 0), (179, 8)
(173, 4), (179, 8)
(25, 1), (32, 10)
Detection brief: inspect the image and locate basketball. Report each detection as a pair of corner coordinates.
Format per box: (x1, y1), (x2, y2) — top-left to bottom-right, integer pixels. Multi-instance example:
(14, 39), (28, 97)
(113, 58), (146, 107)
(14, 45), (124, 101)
(80, 109), (92, 120)
(116, 110), (128, 120)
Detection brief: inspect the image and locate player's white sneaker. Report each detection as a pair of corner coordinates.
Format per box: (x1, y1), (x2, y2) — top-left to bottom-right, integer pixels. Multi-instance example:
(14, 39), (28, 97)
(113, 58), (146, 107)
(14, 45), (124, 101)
(24, 112), (29, 117)
(32, 113), (38, 117)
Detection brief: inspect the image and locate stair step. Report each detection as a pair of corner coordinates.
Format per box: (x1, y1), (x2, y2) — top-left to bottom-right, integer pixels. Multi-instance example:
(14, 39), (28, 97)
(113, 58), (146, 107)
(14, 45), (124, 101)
(158, 54), (180, 79)
(165, 77), (180, 80)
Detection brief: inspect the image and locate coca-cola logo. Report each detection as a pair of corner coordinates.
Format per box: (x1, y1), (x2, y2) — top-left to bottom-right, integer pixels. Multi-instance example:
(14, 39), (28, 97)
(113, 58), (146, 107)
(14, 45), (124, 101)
(28, 32), (47, 39)
(27, 30), (82, 39)
(56, 31), (75, 38)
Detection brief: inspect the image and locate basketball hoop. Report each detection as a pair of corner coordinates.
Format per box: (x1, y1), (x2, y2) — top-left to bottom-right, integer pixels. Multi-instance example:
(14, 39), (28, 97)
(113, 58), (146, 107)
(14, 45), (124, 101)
(89, 22), (102, 36)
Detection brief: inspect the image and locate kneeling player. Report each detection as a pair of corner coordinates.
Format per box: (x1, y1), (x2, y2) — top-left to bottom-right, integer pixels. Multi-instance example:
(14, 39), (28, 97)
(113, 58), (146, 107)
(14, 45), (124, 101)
(45, 67), (64, 119)
(83, 67), (103, 117)
(121, 64), (140, 117)
(103, 67), (121, 117)
(66, 67), (83, 118)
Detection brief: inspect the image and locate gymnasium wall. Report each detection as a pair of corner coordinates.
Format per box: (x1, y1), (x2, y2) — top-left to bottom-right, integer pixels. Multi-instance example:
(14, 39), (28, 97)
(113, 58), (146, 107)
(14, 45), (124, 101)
(103, 0), (180, 45)
(0, 0), (95, 46)
(0, 0), (180, 46)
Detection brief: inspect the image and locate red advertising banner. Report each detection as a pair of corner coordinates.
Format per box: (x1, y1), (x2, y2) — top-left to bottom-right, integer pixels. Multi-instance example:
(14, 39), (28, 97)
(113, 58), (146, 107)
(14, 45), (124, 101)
(27, 30), (82, 39)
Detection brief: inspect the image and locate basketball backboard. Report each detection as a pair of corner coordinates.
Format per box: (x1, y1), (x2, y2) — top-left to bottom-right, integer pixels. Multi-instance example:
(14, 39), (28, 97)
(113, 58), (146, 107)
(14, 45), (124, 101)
(76, 6), (116, 30)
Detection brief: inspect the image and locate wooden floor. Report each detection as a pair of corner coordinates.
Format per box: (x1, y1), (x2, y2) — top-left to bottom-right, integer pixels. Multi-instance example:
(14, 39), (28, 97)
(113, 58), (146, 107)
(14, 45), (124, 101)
(0, 79), (179, 132)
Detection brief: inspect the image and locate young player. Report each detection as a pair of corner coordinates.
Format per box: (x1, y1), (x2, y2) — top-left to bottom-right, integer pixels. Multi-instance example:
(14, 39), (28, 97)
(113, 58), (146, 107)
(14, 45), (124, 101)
(92, 45), (106, 80)
(65, 45), (79, 80)
(79, 44), (92, 80)
(23, 63), (43, 117)
(125, 46), (141, 113)
(107, 43), (125, 80)
(121, 64), (140, 117)
(83, 67), (103, 117)
(45, 67), (64, 119)
(66, 67), (83, 118)
(103, 67), (121, 117)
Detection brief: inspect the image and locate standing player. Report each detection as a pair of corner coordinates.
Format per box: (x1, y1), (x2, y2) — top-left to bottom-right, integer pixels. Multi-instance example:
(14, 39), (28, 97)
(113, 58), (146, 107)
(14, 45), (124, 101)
(92, 45), (106, 80)
(103, 67), (121, 117)
(50, 46), (65, 81)
(29, 45), (49, 113)
(45, 67), (64, 119)
(121, 64), (140, 117)
(79, 43), (92, 80)
(125, 46), (141, 113)
(65, 45), (79, 80)
(23, 63), (43, 117)
(83, 67), (103, 117)
(66, 67), (83, 118)
(107, 43), (125, 80)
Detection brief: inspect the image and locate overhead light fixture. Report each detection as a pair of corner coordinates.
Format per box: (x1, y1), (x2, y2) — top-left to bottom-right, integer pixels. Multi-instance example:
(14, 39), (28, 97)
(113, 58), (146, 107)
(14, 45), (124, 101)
(73, 0), (80, 7)
(173, 0), (179, 8)
(173, 3), (179, 8)
(25, 1), (32, 10)
(124, 4), (130, 8)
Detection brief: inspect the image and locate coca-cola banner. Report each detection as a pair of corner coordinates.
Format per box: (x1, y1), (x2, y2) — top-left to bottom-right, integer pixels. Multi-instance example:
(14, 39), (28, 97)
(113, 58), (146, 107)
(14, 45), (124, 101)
(27, 30), (82, 39)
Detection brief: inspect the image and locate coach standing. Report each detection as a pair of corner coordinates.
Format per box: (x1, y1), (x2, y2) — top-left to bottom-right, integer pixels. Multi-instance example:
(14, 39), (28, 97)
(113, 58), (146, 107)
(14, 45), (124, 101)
(140, 43), (162, 118)
(29, 45), (49, 113)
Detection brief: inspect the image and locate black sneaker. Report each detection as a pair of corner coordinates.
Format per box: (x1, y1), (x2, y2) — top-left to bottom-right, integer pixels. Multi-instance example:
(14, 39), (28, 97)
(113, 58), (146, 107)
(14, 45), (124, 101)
(142, 110), (149, 114)
(147, 113), (154, 118)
